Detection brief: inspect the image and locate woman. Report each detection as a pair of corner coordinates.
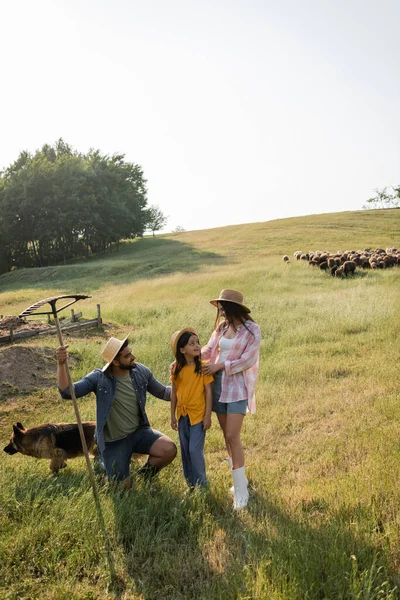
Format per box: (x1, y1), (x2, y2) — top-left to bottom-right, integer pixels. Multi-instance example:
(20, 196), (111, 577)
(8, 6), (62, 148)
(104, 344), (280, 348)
(202, 289), (261, 509)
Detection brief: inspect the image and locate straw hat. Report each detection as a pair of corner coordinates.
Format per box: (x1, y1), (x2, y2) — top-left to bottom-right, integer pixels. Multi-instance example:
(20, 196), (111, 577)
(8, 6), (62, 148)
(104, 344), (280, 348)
(170, 328), (197, 355)
(209, 289), (250, 313)
(101, 336), (129, 371)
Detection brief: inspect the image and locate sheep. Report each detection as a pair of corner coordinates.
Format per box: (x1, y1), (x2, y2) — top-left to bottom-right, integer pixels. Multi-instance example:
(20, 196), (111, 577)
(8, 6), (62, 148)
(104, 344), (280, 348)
(330, 265), (338, 276)
(335, 266), (344, 278)
(319, 261), (328, 271)
(342, 261), (357, 276)
(383, 255), (396, 267)
(283, 255), (290, 263)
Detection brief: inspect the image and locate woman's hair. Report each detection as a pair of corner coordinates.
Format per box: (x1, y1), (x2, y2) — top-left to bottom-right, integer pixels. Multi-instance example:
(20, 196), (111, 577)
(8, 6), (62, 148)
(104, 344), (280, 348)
(172, 331), (201, 379)
(214, 301), (255, 334)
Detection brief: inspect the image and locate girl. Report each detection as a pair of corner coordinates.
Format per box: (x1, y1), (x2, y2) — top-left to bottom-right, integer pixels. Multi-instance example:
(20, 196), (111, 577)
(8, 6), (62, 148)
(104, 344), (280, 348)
(201, 289), (261, 509)
(170, 328), (213, 489)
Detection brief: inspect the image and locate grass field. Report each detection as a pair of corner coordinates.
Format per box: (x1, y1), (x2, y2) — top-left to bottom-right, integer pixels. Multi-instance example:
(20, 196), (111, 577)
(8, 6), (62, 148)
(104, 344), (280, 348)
(1, 209), (400, 600)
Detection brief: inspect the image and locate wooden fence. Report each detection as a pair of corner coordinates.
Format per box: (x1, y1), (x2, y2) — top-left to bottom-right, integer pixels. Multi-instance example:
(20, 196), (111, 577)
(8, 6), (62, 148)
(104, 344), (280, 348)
(0, 305), (102, 345)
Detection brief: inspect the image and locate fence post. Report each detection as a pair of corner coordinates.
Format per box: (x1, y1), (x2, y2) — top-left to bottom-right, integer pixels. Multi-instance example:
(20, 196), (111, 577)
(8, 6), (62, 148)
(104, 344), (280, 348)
(71, 309), (75, 322)
(9, 327), (14, 344)
(97, 304), (102, 328)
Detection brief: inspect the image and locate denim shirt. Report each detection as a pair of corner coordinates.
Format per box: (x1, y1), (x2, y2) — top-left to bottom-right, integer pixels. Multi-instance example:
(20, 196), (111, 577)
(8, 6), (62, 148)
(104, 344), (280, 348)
(59, 363), (171, 454)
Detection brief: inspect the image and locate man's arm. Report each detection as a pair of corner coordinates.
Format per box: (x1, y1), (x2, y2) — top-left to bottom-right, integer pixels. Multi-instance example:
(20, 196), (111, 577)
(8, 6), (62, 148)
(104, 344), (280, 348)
(56, 346), (70, 391)
(144, 366), (171, 401)
(56, 345), (98, 399)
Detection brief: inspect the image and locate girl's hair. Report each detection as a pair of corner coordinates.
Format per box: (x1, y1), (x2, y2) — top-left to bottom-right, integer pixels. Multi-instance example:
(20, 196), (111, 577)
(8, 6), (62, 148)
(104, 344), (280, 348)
(172, 331), (202, 379)
(214, 301), (255, 334)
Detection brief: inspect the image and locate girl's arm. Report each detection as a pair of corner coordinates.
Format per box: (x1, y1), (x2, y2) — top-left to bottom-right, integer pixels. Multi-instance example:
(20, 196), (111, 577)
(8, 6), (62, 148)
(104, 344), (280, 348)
(224, 325), (262, 376)
(202, 383), (212, 430)
(170, 380), (178, 431)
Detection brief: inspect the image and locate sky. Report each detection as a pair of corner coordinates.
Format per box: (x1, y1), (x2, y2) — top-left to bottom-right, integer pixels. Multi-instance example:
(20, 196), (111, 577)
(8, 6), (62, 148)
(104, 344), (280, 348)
(1, 0), (399, 233)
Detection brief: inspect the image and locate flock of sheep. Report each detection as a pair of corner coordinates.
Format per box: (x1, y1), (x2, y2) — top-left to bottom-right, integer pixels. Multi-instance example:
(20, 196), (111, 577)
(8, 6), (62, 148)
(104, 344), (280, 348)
(282, 247), (400, 277)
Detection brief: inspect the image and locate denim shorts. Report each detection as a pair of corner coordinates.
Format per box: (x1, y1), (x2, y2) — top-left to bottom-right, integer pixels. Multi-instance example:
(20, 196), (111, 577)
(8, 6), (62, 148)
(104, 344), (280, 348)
(212, 371), (248, 415)
(102, 427), (163, 481)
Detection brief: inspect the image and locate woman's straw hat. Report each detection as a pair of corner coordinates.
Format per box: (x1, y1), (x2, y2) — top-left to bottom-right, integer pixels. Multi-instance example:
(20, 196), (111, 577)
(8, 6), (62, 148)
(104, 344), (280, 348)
(209, 289), (250, 313)
(170, 328), (197, 355)
(101, 336), (129, 371)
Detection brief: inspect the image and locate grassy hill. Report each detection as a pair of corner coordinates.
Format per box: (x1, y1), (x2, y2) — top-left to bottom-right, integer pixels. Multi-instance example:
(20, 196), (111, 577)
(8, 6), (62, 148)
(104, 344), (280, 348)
(0, 209), (399, 600)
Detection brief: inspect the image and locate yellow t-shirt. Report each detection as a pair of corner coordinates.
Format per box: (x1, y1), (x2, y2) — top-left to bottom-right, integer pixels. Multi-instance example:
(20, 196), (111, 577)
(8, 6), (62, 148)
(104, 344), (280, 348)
(171, 364), (213, 426)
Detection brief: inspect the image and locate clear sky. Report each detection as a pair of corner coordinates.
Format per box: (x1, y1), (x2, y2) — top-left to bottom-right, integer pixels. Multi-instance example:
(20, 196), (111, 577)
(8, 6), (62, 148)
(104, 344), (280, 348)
(1, 0), (399, 233)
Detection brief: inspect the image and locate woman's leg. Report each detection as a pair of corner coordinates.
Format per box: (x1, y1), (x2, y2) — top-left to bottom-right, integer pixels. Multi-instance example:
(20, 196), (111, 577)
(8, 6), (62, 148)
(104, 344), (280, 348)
(224, 413), (245, 469)
(216, 414), (231, 459)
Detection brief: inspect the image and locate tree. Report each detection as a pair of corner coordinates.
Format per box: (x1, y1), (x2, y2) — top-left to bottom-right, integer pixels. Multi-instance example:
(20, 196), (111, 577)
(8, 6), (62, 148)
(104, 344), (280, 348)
(0, 139), (150, 270)
(363, 186), (400, 209)
(146, 205), (168, 236)
(172, 225), (186, 233)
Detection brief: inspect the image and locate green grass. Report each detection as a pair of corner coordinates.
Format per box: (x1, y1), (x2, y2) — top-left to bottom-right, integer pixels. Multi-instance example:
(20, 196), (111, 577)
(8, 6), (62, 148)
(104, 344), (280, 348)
(0, 209), (399, 599)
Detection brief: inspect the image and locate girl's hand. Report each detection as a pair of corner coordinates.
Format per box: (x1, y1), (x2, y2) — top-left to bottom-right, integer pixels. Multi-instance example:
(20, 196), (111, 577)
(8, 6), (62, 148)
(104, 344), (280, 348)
(202, 362), (222, 376)
(170, 416), (178, 431)
(202, 415), (211, 430)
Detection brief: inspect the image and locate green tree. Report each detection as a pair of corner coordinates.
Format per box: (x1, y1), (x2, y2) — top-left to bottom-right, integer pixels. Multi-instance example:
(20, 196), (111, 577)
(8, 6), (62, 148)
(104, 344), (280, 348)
(146, 205), (168, 236)
(0, 140), (150, 269)
(363, 186), (400, 209)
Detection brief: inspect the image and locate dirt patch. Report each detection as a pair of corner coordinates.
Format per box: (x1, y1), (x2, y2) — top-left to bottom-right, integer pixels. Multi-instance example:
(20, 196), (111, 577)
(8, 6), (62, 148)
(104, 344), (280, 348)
(0, 346), (76, 401)
(0, 315), (51, 333)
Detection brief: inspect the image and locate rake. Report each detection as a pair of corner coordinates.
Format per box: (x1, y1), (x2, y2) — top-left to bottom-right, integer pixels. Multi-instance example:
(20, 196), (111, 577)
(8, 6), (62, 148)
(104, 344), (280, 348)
(19, 295), (117, 584)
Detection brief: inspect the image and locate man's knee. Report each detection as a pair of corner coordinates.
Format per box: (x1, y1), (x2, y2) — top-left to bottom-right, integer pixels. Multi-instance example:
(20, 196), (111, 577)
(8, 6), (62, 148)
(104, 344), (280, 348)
(164, 440), (177, 461)
(149, 436), (177, 464)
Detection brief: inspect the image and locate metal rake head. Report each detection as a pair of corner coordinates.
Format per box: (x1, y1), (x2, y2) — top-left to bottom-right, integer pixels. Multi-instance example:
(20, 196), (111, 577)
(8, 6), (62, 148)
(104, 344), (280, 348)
(19, 294), (91, 318)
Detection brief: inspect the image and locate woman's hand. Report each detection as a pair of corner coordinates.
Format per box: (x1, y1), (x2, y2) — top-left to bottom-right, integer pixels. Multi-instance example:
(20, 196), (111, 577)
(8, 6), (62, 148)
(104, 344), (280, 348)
(202, 362), (224, 376)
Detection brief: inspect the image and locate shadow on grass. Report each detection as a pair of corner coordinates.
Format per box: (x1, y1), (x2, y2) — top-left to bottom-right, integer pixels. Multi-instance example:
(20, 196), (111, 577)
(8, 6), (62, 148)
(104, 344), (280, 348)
(108, 474), (397, 600)
(0, 238), (230, 293)
(7, 468), (397, 600)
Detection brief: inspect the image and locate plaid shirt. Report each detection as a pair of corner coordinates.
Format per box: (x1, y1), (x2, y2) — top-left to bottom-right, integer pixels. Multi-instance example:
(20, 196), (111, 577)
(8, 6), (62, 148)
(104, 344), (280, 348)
(201, 320), (261, 413)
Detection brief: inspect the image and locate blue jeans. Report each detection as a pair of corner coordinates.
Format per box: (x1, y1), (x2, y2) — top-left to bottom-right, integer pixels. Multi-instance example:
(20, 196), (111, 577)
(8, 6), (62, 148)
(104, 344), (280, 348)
(212, 371), (248, 414)
(102, 427), (163, 481)
(178, 415), (207, 488)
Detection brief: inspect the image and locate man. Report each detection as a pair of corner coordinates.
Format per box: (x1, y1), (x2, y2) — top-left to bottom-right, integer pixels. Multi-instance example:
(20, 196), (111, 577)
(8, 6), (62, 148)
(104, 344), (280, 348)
(56, 336), (176, 489)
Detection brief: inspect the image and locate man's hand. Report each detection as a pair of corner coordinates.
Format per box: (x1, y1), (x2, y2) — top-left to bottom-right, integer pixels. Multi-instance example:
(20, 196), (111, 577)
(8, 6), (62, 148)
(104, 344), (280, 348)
(170, 416), (178, 431)
(202, 414), (211, 431)
(56, 345), (69, 365)
(169, 360), (176, 377)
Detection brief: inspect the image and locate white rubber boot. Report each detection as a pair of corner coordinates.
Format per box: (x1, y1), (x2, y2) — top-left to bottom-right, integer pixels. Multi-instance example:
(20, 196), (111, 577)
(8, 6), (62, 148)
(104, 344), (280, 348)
(227, 456), (234, 494)
(228, 458), (248, 495)
(232, 466), (249, 510)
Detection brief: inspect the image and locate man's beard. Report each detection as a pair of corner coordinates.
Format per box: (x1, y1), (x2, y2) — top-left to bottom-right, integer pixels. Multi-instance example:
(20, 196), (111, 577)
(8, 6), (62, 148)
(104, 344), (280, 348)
(118, 363), (135, 371)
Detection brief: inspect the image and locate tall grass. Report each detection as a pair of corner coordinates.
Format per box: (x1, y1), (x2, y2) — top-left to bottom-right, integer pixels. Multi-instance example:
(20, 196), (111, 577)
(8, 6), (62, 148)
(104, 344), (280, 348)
(0, 209), (399, 599)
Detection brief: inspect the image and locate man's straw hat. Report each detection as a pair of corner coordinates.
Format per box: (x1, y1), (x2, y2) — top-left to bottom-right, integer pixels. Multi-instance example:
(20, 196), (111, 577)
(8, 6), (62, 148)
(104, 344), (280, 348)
(209, 289), (250, 313)
(170, 328), (197, 355)
(101, 336), (129, 371)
